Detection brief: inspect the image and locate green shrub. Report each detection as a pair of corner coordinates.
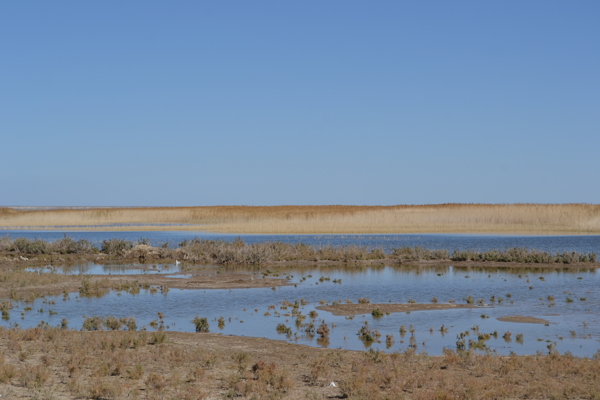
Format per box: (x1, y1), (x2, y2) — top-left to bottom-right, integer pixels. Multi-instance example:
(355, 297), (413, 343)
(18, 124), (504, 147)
(371, 308), (384, 318)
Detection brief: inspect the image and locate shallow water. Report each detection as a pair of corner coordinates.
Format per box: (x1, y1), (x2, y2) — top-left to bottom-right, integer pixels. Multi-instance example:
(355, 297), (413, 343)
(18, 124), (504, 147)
(5, 264), (599, 357)
(25, 262), (183, 275)
(2, 231), (600, 254)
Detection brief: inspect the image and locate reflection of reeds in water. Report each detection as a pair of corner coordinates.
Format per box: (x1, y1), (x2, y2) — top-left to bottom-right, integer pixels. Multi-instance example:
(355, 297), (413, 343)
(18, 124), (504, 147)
(1, 204), (600, 233)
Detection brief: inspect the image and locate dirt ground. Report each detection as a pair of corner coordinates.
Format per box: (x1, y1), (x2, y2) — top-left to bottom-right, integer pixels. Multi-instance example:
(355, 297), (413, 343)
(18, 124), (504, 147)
(1, 328), (600, 399)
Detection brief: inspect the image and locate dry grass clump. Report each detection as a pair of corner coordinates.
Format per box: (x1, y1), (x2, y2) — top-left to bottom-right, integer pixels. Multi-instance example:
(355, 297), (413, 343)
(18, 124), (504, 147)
(2, 203), (600, 234)
(0, 328), (599, 399)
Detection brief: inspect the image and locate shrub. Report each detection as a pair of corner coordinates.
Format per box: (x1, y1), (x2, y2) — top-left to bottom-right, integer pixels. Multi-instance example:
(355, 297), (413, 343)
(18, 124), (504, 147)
(101, 239), (133, 255)
(276, 323), (292, 335)
(52, 236), (97, 254)
(0, 235), (12, 251)
(316, 322), (330, 338)
(371, 308), (384, 318)
(19, 364), (50, 388)
(150, 332), (167, 344)
(192, 316), (210, 333)
(12, 238), (48, 254)
(358, 321), (381, 343)
(82, 316), (104, 331)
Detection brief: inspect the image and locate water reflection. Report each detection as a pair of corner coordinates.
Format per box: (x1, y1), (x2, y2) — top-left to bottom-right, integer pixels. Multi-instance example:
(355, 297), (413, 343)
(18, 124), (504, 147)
(26, 262), (183, 275)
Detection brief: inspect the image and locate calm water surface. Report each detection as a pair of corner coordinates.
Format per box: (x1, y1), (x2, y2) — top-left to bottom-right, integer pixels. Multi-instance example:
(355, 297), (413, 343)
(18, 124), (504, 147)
(1, 231), (600, 253)
(5, 264), (599, 357)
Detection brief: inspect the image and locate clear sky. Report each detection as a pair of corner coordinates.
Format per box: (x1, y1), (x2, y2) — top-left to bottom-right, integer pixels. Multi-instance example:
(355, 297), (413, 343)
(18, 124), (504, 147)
(1, 1), (598, 206)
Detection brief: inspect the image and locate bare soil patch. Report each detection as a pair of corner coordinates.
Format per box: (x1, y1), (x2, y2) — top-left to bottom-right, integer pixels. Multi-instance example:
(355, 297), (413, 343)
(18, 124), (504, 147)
(316, 302), (478, 316)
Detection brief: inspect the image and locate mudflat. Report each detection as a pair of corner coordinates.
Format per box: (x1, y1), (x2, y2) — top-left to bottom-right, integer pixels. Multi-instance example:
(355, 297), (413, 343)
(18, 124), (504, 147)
(0, 265), (290, 300)
(497, 315), (550, 324)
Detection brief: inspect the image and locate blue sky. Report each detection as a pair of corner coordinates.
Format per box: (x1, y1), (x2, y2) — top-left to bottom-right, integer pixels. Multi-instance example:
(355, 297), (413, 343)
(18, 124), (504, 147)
(1, 1), (598, 206)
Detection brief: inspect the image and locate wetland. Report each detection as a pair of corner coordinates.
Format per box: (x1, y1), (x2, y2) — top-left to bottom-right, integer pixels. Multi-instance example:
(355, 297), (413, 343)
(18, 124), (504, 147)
(0, 232), (599, 398)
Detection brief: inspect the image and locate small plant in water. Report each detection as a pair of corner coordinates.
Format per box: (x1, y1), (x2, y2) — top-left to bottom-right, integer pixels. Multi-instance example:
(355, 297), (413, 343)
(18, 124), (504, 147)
(276, 323), (292, 335)
(516, 333), (524, 344)
(371, 308), (384, 318)
(385, 334), (394, 349)
(316, 322), (330, 338)
(192, 316), (210, 333)
(358, 321), (381, 343)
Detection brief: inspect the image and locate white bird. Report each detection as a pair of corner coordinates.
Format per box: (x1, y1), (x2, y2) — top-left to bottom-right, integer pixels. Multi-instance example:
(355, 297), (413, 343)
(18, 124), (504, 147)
(328, 381), (337, 387)
(175, 260), (180, 265)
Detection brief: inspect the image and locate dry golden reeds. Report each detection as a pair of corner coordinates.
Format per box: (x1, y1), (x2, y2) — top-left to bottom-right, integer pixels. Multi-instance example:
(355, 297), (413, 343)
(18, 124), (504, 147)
(1, 204), (599, 234)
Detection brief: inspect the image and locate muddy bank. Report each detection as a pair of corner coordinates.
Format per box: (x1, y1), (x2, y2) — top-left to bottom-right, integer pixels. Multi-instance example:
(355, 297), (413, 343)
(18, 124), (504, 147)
(316, 302), (479, 316)
(497, 315), (550, 324)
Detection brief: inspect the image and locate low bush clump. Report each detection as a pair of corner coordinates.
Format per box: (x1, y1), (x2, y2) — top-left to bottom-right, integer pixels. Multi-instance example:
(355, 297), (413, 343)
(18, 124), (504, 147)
(192, 316), (210, 333)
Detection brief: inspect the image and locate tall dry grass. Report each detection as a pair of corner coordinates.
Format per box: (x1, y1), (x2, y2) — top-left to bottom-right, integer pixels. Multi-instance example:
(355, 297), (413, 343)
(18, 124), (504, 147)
(1, 204), (599, 234)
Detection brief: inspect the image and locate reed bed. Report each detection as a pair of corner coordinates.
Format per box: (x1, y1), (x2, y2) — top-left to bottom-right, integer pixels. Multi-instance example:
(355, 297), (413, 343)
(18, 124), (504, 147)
(2, 204), (600, 234)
